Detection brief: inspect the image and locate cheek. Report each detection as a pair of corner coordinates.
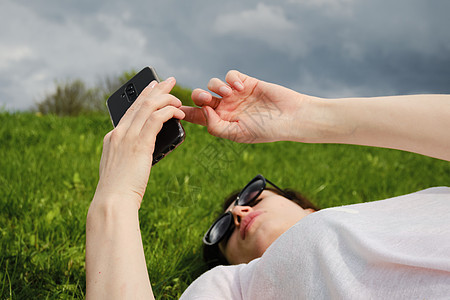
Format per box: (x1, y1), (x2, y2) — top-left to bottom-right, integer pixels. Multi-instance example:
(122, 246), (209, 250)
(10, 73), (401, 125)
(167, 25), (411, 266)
(223, 233), (240, 263)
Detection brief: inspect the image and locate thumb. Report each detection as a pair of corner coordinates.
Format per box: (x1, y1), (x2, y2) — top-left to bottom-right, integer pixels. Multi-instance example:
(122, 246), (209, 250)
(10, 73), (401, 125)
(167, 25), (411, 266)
(202, 106), (228, 138)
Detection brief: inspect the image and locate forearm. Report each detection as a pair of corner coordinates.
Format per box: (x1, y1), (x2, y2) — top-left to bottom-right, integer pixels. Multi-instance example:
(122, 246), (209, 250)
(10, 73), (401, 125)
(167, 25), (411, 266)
(297, 94), (450, 161)
(86, 196), (154, 300)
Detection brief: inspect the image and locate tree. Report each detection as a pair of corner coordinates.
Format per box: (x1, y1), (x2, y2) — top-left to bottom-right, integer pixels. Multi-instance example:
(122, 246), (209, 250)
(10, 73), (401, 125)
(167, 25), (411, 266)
(35, 79), (101, 116)
(34, 70), (194, 116)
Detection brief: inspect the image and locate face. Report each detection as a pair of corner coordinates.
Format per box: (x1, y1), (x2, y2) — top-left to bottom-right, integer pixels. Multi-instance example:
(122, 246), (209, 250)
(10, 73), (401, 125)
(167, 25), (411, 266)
(219, 190), (314, 265)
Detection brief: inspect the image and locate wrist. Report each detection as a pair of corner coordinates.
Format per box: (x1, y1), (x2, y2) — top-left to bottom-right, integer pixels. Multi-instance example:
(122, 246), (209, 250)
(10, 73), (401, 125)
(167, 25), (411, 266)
(290, 96), (351, 143)
(87, 193), (141, 232)
(93, 182), (143, 208)
(89, 190), (142, 218)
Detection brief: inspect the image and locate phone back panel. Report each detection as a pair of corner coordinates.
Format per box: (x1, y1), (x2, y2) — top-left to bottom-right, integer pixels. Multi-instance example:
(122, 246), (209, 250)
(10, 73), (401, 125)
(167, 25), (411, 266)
(106, 67), (185, 165)
(107, 67), (158, 127)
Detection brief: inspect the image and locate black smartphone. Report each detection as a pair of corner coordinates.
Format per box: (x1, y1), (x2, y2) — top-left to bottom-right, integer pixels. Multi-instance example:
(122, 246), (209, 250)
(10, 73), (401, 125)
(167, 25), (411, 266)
(106, 66), (185, 165)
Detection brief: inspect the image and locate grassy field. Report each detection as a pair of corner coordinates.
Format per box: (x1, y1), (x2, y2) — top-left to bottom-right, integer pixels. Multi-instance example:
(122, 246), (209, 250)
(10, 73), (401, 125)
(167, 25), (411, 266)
(0, 110), (449, 299)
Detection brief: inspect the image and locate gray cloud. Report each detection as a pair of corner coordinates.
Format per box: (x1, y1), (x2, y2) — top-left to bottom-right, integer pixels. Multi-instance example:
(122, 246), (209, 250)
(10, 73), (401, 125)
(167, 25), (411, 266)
(1, 0), (449, 111)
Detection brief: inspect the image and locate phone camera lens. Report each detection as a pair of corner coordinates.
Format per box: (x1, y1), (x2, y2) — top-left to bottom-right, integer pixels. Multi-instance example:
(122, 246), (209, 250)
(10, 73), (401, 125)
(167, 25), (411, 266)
(124, 83), (138, 103)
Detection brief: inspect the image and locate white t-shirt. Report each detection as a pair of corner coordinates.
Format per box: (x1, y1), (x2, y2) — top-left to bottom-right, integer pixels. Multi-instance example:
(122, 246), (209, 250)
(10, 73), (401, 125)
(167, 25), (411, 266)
(181, 187), (450, 299)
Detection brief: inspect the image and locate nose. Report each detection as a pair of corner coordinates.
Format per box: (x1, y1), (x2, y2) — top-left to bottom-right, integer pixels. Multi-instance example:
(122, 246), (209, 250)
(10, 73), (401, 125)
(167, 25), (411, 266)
(231, 205), (253, 227)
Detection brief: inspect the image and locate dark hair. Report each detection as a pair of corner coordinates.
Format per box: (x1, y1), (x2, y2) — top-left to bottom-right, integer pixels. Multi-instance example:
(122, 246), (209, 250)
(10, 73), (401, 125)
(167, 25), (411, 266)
(203, 187), (320, 269)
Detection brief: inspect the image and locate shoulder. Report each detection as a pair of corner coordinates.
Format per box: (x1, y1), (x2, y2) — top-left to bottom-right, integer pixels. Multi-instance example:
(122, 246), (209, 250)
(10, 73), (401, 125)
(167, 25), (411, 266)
(180, 262), (256, 300)
(317, 186), (450, 218)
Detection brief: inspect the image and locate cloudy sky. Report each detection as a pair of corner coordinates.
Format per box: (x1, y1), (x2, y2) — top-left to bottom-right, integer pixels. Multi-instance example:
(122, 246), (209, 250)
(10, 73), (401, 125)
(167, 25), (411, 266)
(1, 0), (449, 111)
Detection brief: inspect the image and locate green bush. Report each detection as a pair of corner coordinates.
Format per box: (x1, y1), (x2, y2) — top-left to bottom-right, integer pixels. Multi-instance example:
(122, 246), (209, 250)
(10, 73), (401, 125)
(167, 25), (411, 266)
(34, 79), (102, 116)
(34, 70), (194, 117)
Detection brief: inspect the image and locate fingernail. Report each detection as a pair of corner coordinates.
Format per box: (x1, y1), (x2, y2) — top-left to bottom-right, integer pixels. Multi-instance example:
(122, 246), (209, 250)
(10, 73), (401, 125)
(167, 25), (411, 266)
(165, 77), (175, 83)
(234, 81), (244, 91)
(219, 85), (232, 96)
(149, 80), (158, 88)
(198, 92), (210, 102)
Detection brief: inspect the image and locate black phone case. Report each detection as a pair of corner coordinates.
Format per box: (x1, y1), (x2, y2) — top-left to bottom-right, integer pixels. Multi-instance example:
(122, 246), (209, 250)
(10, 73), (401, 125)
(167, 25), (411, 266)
(106, 67), (185, 165)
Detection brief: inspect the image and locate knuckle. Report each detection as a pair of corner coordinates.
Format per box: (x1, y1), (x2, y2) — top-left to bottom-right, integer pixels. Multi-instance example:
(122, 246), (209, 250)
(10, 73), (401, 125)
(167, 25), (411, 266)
(148, 113), (163, 124)
(140, 97), (155, 109)
(109, 128), (123, 144)
(126, 105), (137, 114)
(103, 131), (112, 144)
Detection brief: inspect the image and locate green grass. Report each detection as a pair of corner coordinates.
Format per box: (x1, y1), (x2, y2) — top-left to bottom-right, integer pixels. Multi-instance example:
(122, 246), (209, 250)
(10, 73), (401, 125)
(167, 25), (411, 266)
(0, 111), (449, 299)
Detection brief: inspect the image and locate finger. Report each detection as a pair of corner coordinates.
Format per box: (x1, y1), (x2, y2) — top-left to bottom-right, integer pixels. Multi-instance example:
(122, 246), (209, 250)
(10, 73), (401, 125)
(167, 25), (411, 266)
(139, 80), (160, 98)
(203, 107), (243, 142)
(117, 77), (181, 131)
(128, 94), (182, 137)
(147, 77), (177, 97)
(140, 106), (185, 147)
(180, 106), (206, 126)
(202, 106), (231, 138)
(225, 70), (245, 91)
(116, 80), (158, 130)
(207, 78), (233, 97)
(191, 88), (221, 108)
(118, 77), (176, 129)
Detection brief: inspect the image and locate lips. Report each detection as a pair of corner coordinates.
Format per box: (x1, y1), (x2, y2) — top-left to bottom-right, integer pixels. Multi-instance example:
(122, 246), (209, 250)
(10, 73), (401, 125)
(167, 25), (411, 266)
(240, 211), (263, 240)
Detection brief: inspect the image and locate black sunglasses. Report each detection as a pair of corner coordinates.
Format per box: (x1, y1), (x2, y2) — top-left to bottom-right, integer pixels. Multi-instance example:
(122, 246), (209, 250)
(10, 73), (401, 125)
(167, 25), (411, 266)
(202, 174), (291, 246)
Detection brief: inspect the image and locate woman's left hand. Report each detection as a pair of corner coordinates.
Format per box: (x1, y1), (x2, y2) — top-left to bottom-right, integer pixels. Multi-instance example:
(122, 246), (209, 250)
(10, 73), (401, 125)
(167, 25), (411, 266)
(93, 77), (185, 209)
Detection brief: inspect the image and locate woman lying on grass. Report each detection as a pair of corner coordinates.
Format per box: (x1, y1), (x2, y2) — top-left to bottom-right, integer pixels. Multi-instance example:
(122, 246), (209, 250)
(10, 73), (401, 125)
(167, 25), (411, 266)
(86, 71), (450, 299)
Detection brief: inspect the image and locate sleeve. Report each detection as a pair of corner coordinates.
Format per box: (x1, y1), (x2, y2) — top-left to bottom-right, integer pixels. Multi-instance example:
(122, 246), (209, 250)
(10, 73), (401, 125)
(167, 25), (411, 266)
(179, 265), (245, 300)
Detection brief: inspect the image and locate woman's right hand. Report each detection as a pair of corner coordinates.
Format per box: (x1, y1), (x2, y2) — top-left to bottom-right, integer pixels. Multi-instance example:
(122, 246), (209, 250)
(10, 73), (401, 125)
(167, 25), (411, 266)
(93, 77), (185, 209)
(182, 70), (319, 144)
(86, 77), (184, 300)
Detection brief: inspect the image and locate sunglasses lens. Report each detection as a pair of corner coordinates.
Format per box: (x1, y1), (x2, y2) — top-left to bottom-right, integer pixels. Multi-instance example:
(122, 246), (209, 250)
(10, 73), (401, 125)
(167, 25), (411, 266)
(206, 214), (232, 244)
(238, 178), (265, 206)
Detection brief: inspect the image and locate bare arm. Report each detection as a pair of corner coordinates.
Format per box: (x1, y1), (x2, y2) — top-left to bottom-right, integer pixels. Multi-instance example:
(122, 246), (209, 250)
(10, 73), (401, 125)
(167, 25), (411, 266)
(86, 197), (153, 299)
(307, 94), (450, 161)
(85, 77), (185, 299)
(183, 70), (450, 161)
